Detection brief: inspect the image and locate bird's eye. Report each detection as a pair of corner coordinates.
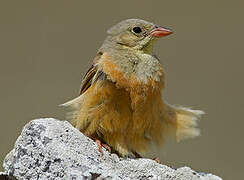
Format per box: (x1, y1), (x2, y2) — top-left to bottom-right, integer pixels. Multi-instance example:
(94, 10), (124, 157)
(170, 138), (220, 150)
(132, 26), (142, 34)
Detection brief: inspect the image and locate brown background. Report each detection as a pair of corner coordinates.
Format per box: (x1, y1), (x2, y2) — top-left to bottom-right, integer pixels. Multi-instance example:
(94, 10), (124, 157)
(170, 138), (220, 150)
(0, 1), (243, 179)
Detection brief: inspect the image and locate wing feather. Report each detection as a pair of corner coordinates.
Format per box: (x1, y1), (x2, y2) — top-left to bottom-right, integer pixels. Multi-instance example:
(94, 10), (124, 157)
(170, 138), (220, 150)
(79, 52), (103, 95)
(61, 52), (103, 124)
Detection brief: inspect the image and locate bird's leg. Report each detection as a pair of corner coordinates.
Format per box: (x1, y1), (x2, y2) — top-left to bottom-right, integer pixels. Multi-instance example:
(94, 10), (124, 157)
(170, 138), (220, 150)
(153, 157), (161, 163)
(132, 151), (142, 158)
(88, 135), (111, 155)
(95, 139), (112, 155)
(133, 151), (160, 163)
(100, 141), (112, 153)
(95, 139), (104, 155)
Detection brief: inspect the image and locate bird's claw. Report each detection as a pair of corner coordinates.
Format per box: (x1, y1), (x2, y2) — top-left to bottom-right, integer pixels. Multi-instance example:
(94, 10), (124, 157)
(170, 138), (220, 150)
(95, 139), (111, 156)
(153, 157), (161, 163)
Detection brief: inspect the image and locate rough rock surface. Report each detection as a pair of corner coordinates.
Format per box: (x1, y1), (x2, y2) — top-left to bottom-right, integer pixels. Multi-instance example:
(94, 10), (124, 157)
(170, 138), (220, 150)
(1, 118), (222, 180)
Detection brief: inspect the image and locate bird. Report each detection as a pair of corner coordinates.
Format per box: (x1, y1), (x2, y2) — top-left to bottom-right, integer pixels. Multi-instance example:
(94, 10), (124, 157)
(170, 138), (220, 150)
(62, 19), (204, 160)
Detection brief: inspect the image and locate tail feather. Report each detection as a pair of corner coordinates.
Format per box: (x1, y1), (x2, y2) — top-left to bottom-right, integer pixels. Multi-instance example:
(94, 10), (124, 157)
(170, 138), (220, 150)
(60, 94), (84, 108)
(60, 94), (84, 126)
(165, 104), (204, 142)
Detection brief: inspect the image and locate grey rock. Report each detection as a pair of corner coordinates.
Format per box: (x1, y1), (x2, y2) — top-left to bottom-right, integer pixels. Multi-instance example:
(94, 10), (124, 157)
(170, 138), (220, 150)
(1, 118), (222, 180)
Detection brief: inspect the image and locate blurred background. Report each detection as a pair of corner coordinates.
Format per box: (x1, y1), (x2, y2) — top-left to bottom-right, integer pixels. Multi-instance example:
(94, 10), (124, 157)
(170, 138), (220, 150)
(0, 0), (243, 179)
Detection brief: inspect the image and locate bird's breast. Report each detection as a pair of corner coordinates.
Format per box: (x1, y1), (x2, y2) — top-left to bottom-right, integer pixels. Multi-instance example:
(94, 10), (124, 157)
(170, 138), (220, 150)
(97, 52), (165, 90)
(96, 52), (165, 114)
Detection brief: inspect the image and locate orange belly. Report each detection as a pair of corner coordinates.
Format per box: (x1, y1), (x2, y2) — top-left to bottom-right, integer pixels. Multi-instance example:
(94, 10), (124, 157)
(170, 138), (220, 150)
(75, 78), (165, 156)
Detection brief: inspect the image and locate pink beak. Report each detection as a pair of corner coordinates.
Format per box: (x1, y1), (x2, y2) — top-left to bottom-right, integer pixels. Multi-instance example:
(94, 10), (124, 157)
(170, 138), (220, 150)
(150, 26), (173, 38)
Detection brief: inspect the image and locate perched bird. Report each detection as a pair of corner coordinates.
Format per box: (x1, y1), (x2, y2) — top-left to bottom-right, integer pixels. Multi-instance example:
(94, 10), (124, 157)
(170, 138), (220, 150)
(62, 19), (204, 159)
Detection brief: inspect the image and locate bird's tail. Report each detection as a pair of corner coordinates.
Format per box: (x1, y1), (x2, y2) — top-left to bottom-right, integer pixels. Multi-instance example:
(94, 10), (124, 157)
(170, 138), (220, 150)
(60, 95), (84, 126)
(164, 104), (204, 142)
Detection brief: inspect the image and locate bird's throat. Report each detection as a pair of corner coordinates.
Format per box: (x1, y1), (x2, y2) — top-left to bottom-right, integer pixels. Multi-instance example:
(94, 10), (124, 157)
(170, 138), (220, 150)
(140, 39), (156, 55)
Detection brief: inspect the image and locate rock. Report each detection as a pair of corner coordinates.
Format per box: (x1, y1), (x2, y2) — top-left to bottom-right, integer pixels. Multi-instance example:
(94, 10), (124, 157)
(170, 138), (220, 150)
(1, 118), (222, 180)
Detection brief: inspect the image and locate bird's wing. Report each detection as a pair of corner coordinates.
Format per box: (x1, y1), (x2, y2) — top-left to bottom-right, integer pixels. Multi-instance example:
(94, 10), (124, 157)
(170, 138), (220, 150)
(79, 52), (103, 95)
(60, 52), (104, 124)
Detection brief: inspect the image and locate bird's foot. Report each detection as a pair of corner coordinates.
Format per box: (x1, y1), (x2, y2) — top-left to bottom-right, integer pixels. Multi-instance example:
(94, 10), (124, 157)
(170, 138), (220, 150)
(133, 152), (160, 163)
(87, 135), (112, 156)
(95, 139), (111, 156)
(132, 151), (142, 158)
(153, 157), (161, 163)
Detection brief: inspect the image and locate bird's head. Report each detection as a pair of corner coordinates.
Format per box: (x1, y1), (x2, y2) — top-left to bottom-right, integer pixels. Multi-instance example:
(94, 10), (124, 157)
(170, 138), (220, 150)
(102, 19), (172, 54)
